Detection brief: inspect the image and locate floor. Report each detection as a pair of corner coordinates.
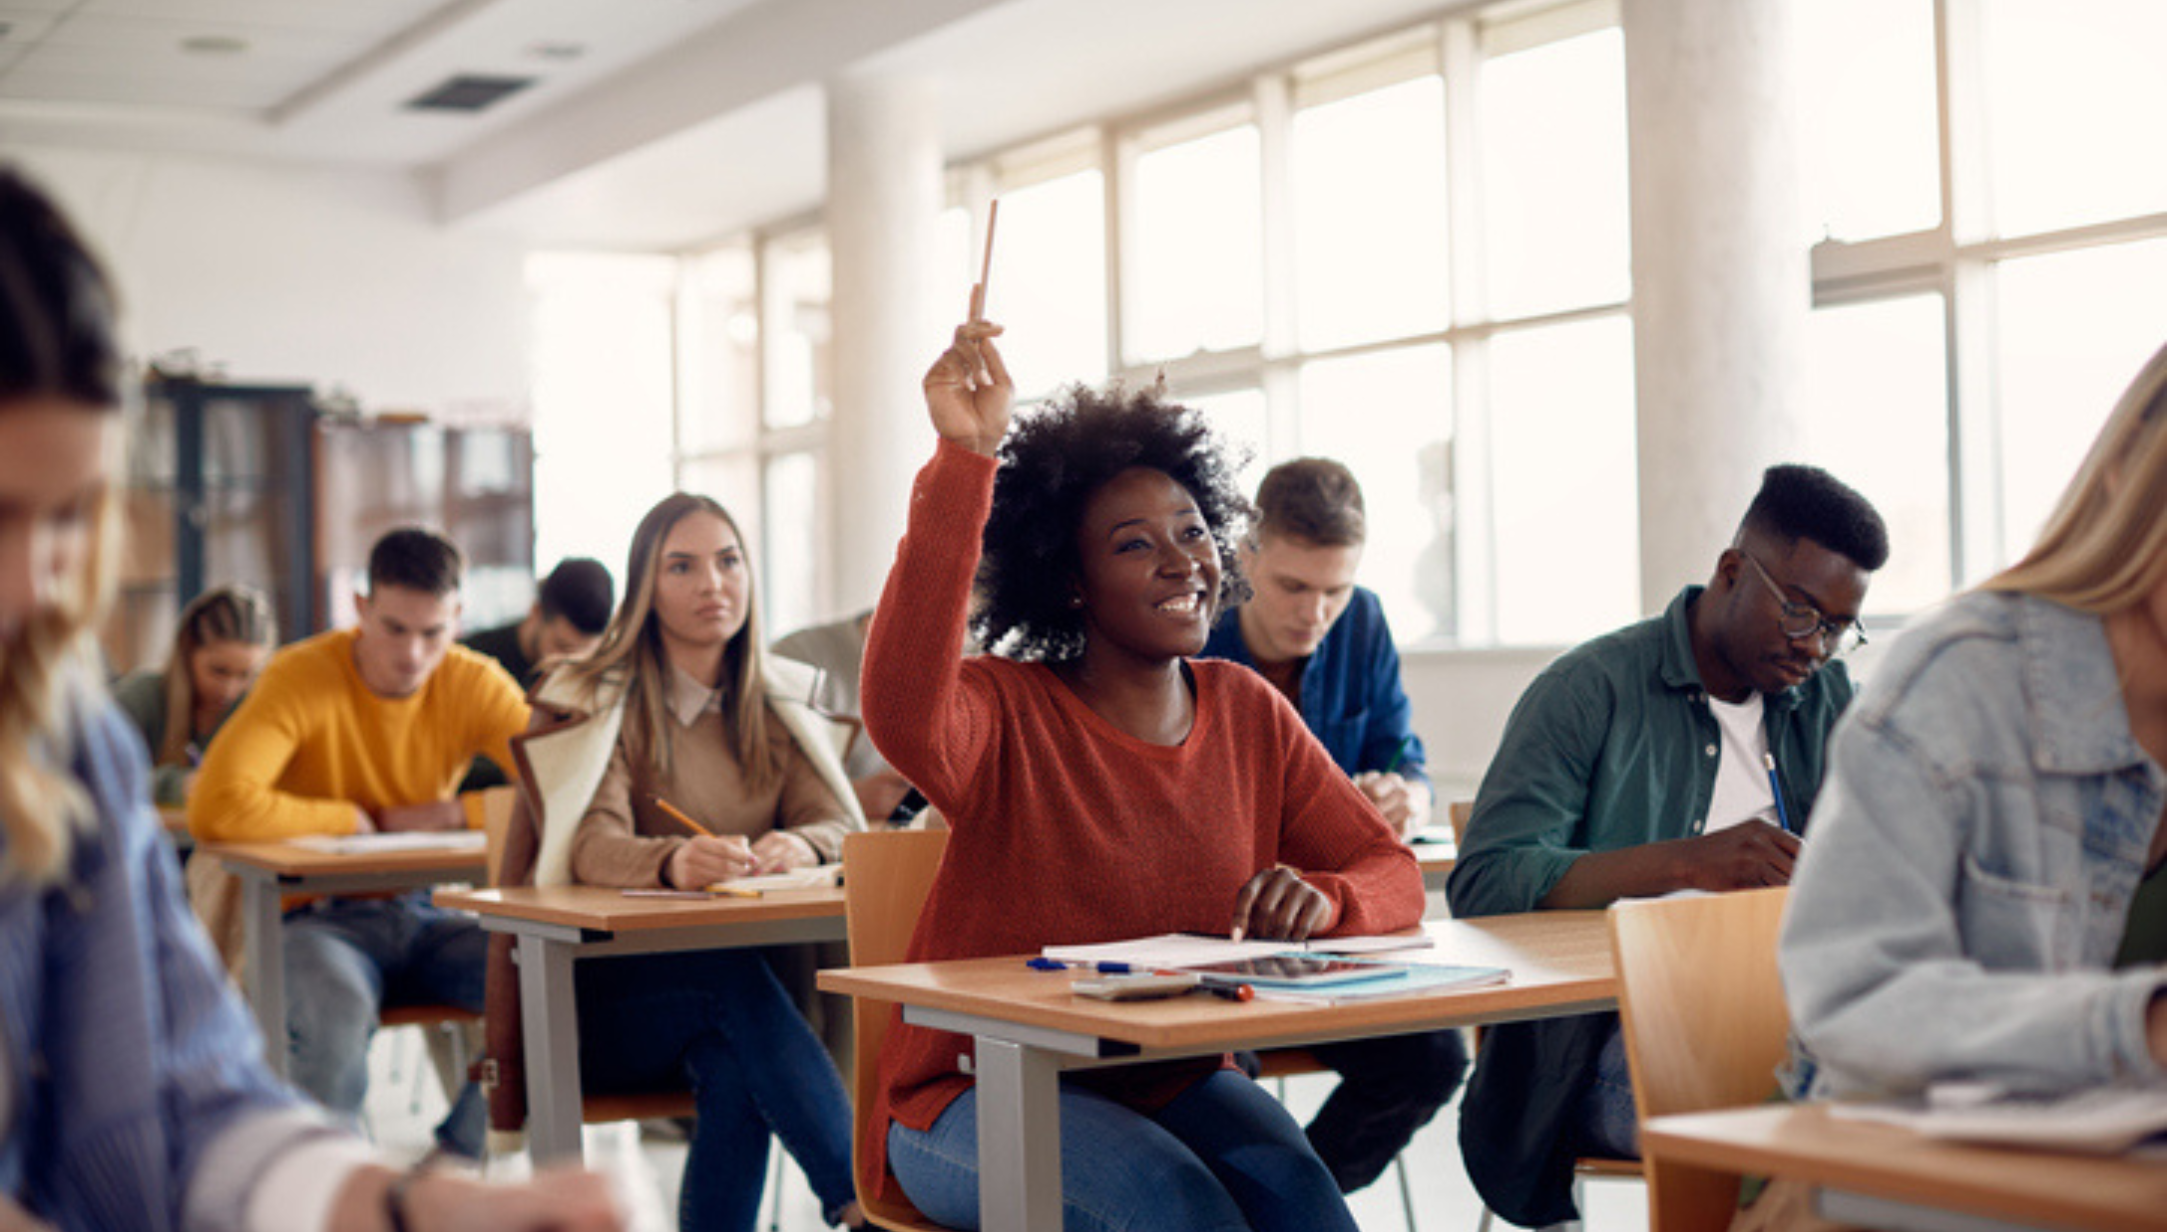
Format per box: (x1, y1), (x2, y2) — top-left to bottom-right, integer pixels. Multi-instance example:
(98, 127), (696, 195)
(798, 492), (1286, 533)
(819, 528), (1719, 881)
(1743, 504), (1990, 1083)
(360, 1023), (1655, 1232)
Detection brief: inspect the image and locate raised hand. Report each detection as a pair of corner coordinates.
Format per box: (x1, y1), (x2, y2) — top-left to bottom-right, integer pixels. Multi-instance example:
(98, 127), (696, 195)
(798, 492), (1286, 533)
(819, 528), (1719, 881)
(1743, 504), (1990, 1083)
(923, 317), (1013, 457)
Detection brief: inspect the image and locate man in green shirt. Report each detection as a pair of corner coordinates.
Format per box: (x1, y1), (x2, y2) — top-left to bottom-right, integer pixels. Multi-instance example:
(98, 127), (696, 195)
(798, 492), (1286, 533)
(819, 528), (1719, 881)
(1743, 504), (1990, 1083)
(1446, 464), (1887, 1228)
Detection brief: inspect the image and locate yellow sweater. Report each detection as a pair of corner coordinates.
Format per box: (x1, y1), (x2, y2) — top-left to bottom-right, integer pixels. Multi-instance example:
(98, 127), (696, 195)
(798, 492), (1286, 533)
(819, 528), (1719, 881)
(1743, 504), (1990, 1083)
(189, 628), (529, 840)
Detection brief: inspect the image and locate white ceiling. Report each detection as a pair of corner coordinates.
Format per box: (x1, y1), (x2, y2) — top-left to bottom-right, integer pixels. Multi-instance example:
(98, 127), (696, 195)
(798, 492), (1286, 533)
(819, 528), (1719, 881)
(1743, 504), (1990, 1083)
(0, 0), (1478, 249)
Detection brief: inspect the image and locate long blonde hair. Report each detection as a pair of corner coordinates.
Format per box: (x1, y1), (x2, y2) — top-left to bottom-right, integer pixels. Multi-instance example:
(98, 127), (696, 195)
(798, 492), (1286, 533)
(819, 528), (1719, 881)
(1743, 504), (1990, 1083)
(554, 493), (782, 794)
(155, 584), (277, 767)
(0, 167), (124, 887)
(1985, 339), (2167, 612)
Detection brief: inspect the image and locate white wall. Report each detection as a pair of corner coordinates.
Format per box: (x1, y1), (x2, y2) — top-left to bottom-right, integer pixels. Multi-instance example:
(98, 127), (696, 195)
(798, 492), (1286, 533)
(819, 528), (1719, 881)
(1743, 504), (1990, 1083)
(1401, 644), (1558, 801)
(6, 145), (530, 422)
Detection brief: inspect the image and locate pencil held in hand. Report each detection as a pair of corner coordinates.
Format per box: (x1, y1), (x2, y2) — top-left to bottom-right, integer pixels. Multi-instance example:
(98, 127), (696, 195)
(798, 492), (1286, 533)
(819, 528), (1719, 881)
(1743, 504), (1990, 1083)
(654, 796), (715, 838)
(969, 197), (1000, 323)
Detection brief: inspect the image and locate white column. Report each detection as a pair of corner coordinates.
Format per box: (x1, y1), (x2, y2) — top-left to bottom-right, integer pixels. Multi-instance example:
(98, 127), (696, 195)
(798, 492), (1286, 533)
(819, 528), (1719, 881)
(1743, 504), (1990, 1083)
(1623, 0), (1806, 606)
(825, 72), (943, 614)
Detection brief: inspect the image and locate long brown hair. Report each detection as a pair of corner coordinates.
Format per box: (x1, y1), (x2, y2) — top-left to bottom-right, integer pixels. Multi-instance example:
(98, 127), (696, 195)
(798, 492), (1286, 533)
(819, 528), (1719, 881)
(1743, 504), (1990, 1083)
(554, 492), (782, 793)
(1985, 339), (2167, 612)
(155, 584), (276, 767)
(0, 167), (123, 886)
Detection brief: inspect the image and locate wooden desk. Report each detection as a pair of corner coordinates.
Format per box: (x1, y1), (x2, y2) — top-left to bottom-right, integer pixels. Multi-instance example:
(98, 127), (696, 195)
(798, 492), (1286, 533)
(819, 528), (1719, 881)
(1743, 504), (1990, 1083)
(820, 910), (1614, 1232)
(1641, 1103), (2167, 1232)
(434, 884), (848, 1161)
(209, 840), (487, 1079)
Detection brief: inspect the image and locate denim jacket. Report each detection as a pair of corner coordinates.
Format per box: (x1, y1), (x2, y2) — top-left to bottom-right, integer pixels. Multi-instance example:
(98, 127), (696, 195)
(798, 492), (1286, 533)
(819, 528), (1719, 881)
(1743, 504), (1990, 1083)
(1783, 590), (2167, 1099)
(1, 684), (333, 1230)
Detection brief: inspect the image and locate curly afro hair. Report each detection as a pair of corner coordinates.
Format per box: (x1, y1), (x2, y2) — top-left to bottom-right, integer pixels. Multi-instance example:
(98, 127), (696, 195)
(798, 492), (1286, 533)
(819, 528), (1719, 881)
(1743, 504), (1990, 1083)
(973, 383), (1255, 662)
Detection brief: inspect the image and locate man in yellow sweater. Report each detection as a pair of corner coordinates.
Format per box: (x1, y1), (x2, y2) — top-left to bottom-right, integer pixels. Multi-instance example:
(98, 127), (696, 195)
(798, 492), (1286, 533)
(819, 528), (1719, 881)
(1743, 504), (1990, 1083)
(191, 527), (529, 1159)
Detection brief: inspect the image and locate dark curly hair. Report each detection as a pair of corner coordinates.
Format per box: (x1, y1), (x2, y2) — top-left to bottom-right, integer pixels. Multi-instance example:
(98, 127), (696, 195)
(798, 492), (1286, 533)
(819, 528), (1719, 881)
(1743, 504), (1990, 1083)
(973, 383), (1255, 662)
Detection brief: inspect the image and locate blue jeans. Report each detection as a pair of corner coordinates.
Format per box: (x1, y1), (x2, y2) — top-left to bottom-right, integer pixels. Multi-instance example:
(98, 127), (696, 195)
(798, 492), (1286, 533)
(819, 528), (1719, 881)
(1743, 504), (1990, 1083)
(1568, 1018), (1639, 1160)
(577, 948), (856, 1232)
(887, 1070), (1357, 1232)
(1305, 1028), (1469, 1192)
(283, 894), (488, 1156)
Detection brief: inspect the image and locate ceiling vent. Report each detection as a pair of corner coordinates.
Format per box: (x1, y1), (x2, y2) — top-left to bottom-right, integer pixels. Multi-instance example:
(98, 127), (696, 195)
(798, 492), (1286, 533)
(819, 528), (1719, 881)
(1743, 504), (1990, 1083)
(404, 74), (536, 113)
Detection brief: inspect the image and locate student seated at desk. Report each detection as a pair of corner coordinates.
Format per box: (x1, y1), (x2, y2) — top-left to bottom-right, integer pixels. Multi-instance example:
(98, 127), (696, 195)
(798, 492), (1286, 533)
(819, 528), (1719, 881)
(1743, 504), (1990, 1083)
(0, 162), (622, 1232)
(1447, 464), (1888, 1228)
(860, 316), (1425, 1232)
(189, 527), (531, 1161)
(488, 491), (865, 1232)
(110, 583), (275, 805)
(1782, 342), (2167, 1106)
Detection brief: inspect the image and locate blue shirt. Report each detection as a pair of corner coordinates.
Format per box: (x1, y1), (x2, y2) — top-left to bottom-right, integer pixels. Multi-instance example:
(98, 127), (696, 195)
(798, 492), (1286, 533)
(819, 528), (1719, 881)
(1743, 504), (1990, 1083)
(1201, 585), (1429, 788)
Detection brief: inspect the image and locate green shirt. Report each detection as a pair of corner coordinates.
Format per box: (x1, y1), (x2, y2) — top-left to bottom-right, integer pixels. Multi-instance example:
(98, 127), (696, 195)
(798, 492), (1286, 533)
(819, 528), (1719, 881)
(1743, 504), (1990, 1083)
(2115, 857), (2167, 969)
(1448, 584), (1856, 917)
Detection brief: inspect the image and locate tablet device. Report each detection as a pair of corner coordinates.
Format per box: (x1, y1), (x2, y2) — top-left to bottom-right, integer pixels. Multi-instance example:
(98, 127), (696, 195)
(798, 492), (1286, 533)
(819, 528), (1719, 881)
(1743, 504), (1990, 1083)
(1183, 955), (1405, 989)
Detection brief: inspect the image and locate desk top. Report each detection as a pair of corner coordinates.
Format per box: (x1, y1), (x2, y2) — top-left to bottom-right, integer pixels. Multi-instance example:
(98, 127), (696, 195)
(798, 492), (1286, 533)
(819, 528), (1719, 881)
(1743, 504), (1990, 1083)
(818, 911), (1613, 1054)
(206, 839), (487, 879)
(435, 884), (846, 933)
(1642, 1103), (2167, 1232)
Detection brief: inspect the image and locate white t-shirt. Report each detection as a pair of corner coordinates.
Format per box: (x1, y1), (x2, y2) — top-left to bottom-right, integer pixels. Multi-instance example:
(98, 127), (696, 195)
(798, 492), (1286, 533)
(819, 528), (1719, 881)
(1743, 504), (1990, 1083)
(1704, 692), (1777, 833)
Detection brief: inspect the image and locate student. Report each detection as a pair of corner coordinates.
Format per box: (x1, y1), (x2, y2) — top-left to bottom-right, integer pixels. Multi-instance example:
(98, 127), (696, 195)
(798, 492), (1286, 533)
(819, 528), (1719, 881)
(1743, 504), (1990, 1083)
(860, 318), (1426, 1231)
(1447, 465), (1888, 1227)
(772, 607), (921, 822)
(460, 556), (613, 792)
(0, 163), (623, 1232)
(189, 526), (530, 1160)
(111, 583), (276, 805)
(463, 556), (613, 687)
(1781, 343), (2167, 1104)
(488, 492), (865, 1231)
(1200, 457), (1467, 1194)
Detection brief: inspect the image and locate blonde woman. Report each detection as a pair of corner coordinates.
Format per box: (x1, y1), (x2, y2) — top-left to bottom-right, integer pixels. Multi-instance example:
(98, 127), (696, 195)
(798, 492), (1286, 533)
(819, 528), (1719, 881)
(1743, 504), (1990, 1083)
(0, 167), (622, 1232)
(112, 583), (275, 804)
(489, 492), (864, 1231)
(1782, 340), (2167, 1103)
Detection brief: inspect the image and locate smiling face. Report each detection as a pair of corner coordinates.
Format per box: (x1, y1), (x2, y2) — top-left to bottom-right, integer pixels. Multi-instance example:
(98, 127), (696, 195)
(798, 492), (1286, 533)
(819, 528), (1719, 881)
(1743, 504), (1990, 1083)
(1071, 466), (1223, 665)
(1236, 532), (1363, 663)
(650, 510), (750, 672)
(1700, 533), (1871, 700)
(0, 398), (109, 644)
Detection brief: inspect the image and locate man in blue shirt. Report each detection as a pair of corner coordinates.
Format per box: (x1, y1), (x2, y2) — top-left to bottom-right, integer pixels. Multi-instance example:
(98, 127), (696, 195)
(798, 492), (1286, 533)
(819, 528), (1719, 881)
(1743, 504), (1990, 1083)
(1203, 457), (1466, 1194)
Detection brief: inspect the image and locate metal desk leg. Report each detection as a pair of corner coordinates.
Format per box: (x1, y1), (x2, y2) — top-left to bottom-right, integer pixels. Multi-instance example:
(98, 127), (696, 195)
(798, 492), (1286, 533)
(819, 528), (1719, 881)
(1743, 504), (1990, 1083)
(517, 933), (585, 1162)
(974, 1037), (1065, 1232)
(240, 874), (287, 1079)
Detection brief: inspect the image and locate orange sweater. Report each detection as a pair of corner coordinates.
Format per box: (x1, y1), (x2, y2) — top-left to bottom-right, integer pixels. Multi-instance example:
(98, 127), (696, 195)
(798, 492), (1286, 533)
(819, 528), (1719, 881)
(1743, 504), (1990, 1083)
(189, 628), (528, 840)
(860, 441), (1425, 1191)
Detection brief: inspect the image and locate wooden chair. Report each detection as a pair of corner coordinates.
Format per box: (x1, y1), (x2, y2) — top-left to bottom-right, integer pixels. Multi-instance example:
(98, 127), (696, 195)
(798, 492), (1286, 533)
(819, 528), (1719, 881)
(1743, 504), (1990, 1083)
(1609, 886), (1791, 1232)
(1452, 800), (1644, 1231)
(842, 828), (956, 1232)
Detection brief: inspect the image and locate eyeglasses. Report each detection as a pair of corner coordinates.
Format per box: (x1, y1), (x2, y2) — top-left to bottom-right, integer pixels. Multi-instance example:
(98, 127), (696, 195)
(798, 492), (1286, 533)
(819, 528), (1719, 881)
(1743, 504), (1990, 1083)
(1739, 552), (1867, 656)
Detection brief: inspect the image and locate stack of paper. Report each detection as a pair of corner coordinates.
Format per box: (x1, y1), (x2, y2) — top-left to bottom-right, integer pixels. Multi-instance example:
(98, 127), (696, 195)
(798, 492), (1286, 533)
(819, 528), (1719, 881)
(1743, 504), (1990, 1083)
(706, 863), (844, 895)
(1042, 931), (1432, 968)
(289, 832), (487, 855)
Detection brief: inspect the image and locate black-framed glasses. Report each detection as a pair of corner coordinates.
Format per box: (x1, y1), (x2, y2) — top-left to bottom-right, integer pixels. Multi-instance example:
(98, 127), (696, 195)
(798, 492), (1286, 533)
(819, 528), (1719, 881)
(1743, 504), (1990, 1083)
(1739, 551), (1867, 656)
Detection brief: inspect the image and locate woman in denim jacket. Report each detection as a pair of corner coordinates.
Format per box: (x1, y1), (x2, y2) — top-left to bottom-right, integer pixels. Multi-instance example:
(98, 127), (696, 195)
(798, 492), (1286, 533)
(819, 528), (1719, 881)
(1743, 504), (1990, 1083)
(1781, 341), (2167, 1100)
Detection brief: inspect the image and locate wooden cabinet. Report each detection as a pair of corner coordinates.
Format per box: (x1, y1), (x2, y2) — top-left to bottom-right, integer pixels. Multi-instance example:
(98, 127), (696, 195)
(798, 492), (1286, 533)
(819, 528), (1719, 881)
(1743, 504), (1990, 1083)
(105, 378), (534, 673)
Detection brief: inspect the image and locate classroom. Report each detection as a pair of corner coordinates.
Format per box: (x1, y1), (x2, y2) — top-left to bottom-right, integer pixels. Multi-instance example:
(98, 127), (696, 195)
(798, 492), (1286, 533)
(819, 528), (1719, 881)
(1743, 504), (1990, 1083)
(1, 2), (2162, 1231)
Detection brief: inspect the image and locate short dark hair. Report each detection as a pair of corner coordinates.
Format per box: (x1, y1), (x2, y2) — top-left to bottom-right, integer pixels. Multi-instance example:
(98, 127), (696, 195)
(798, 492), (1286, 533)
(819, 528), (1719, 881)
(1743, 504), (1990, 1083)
(1739, 465), (1890, 572)
(1254, 457), (1365, 547)
(0, 167), (121, 408)
(974, 384), (1254, 662)
(367, 527), (463, 598)
(536, 557), (613, 635)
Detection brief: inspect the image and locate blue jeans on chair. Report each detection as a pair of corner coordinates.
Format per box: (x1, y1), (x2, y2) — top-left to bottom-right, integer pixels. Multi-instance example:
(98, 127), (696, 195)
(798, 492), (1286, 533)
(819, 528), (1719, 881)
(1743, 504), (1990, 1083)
(283, 894), (488, 1157)
(576, 947), (857, 1232)
(887, 1069), (1358, 1232)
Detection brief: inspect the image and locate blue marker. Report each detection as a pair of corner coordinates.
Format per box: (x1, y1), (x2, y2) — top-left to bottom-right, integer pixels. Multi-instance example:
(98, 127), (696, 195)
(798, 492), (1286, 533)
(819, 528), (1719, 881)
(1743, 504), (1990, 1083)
(1763, 753), (1794, 835)
(1025, 957), (1067, 972)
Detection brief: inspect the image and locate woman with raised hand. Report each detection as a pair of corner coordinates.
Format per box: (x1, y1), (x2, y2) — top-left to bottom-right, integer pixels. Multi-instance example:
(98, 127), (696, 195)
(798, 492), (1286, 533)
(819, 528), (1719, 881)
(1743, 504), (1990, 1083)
(112, 583), (276, 804)
(0, 167), (622, 1232)
(858, 314), (1425, 1231)
(488, 491), (864, 1232)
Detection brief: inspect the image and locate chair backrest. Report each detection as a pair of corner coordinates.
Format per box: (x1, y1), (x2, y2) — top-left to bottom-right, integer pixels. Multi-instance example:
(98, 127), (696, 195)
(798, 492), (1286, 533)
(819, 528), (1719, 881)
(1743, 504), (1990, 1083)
(1608, 886), (1791, 1232)
(1447, 800), (1474, 847)
(842, 828), (952, 1231)
(478, 784), (519, 887)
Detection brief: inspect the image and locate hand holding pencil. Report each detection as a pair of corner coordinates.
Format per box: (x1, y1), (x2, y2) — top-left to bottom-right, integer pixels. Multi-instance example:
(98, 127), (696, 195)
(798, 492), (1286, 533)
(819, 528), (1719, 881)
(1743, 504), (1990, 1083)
(924, 199), (1012, 457)
(656, 797), (757, 888)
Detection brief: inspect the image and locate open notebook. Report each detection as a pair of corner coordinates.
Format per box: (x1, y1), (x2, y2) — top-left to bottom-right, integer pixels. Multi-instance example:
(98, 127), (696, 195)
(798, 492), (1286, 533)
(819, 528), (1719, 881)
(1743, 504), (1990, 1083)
(1043, 931), (1432, 969)
(1829, 1082), (2167, 1153)
(288, 831), (487, 855)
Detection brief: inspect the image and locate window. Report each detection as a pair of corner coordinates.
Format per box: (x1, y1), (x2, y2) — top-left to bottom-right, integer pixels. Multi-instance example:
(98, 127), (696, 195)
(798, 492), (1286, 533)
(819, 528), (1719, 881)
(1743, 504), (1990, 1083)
(761, 451), (820, 641)
(762, 230), (830, 431)
(1793, 0), (1939, 243)
(1128, 114), (1264, 364)
(990, 160), (1111, 393)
